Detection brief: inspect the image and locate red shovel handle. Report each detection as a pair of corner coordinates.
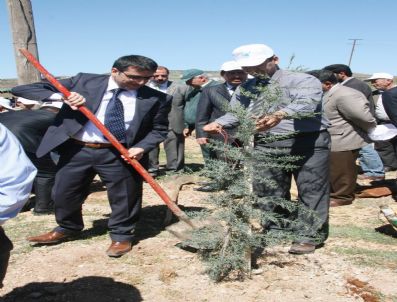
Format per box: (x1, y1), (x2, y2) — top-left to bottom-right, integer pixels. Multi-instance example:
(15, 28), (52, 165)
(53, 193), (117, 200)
(19, 49), (194, 228)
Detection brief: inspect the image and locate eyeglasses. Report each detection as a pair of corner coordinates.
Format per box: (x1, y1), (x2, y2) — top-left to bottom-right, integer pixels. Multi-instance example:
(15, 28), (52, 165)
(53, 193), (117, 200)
(120, 71), (152, 81)
(153, 74), (168, 78)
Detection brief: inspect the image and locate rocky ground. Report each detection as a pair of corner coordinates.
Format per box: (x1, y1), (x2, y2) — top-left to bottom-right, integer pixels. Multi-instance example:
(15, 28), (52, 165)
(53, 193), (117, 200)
(1, 138), (397, 302)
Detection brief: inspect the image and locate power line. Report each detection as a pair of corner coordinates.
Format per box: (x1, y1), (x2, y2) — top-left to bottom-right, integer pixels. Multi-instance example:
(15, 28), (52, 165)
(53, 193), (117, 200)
(348, 38), (362, 67)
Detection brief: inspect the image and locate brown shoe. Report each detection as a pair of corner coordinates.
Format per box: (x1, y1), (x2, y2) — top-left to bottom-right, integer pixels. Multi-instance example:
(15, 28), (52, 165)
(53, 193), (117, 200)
(288, 242), (316, 254)
(26, 231), (70, 244)
(106, 240), (132, 257)
(330, 199), (353, 207)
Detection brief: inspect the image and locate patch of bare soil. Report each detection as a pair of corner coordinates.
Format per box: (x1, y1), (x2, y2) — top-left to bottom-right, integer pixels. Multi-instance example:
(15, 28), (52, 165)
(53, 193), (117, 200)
(1, 138), (397, 301)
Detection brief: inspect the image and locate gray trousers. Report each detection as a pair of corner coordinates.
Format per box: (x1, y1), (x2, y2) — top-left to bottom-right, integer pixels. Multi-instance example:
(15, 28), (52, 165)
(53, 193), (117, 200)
(253, 131), (330, 244)
(148, 130), (185, 172)
(164, 130), (185, 171)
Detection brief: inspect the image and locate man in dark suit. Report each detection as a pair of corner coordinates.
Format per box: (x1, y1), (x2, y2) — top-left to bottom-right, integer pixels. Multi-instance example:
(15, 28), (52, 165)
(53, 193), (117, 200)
(11, 55), (172, 257)
(195, 61), (247, 149)
(367, 73), (397, 157)
(194, 61), (247, 192)
(368, 73), (397, 171)
(0, 101), (62, 214)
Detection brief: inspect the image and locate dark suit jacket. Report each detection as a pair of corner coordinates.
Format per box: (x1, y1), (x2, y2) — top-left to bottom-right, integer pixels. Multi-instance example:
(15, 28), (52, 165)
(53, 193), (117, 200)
(0, 109), (56, 154)
(195, 83), (231, 138)
(343, 77), (375, 114)
(11, 73), (172, 157)
(382, 86), (397, 126)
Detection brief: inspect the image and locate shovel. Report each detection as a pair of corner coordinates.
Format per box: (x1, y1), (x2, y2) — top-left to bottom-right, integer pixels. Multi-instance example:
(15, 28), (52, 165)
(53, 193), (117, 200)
(19, 48), (196, 230)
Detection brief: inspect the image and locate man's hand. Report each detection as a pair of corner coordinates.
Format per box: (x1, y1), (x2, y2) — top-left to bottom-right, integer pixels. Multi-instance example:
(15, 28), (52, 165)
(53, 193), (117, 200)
(196, 137), (209, 145)
(64, 92), (86, 110)
(203, 122), (222, 134)
(123, 147), (145, 161)
(255, 111), (287, 131)
(183, 128), (192, 137)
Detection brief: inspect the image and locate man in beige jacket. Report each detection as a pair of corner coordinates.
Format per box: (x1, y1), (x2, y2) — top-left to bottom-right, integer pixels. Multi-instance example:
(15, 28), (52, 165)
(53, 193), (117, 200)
(313, 70), (377, 207)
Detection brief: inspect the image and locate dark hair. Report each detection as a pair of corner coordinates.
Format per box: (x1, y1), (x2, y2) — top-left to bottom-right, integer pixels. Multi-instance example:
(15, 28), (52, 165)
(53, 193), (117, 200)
(157, 66), (170, 74)
(323, 64), (352, 77)
(112, 55), (158, 72)
(309, 69), (338, 84)
(306, 69), (321, 79)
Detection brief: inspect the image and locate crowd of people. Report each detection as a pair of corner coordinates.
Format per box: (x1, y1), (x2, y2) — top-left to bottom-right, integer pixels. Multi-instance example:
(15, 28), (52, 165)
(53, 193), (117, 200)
(1, 43), (396, 287)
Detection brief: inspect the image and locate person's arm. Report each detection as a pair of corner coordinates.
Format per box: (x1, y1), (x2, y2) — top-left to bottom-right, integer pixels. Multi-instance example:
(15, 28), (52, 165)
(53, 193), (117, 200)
(276, 74), (323, 117)
(337, 91), (377, 131)
(11, 74), (86, 110)
(128, 94), (172, 157)
(383, 89), (397, 127)
(195, 88), (213, 144)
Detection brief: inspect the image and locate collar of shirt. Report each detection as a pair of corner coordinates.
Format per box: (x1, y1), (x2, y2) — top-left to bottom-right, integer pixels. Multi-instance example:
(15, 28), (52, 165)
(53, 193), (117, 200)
(107, 77), (137, 98)
(341, 77), (353, 85)
(148, 80), (168, 93)
(72, 77), (137, 143)
(225, 83), (237, 95)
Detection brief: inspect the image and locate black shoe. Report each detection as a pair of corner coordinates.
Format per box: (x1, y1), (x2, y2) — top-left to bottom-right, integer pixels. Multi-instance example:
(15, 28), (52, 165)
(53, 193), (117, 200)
(32, 208), (54, 216)
(148, 171), (158, 178)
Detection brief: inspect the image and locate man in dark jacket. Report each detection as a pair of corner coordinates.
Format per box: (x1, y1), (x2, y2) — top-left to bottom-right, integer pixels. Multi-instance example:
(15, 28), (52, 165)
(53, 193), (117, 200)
(11, 55), (171, 257)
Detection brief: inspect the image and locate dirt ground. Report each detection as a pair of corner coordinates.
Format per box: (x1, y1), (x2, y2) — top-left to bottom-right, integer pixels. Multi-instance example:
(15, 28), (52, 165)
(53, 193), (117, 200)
(1, 138), (397, 302)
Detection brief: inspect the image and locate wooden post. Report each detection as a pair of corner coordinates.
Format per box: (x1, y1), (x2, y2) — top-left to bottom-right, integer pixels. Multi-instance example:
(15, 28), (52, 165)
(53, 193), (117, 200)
(6, 0), (41, 84)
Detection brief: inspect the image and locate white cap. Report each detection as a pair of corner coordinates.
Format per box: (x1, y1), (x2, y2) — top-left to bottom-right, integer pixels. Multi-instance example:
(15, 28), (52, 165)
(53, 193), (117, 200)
(365, 72), (394, 81)
(232, 44), (274, 67)
(17, 97), (40, 105)
(41, 101), (64, 109)
(0, 97), (14, 110)
(220, 61), (243, 72)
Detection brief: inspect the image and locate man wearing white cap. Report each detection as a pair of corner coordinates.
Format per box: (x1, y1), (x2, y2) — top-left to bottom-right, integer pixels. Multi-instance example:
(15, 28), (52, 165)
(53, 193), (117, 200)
(366, 72), (397, 134)
(363, 73), (397, 173)
(205, 43), (330, 254)
(194, 61), (247, 191)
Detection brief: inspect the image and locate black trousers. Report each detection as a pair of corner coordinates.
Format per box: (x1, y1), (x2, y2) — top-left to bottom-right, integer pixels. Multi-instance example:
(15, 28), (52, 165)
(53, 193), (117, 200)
(28, 152), (58, 211)
(375, 138), (397, 169)
(0, 226), (13, 288)
(253, 131), (331, 244)
(53, 142), (142, 242)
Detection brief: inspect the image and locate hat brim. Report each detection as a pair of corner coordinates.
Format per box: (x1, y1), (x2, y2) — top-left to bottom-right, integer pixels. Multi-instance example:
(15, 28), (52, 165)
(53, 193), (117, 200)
(235, 56), (269, 67)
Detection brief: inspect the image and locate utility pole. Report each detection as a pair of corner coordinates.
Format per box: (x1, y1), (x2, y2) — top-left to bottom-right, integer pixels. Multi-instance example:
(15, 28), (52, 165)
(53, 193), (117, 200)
(348, 38), (362, 67)
(6, 0), (41, 84)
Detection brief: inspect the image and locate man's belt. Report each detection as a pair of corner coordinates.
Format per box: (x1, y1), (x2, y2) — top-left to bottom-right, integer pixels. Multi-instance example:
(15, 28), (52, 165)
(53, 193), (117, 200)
(71, 139), (113, 149)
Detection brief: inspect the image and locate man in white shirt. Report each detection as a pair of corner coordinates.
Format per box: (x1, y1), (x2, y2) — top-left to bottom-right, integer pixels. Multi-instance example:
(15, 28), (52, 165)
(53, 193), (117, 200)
(11, 55), (171, 257)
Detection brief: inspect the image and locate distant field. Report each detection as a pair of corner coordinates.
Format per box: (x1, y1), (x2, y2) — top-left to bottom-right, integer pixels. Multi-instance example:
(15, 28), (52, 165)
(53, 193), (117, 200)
(1, 71), (388, 93)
